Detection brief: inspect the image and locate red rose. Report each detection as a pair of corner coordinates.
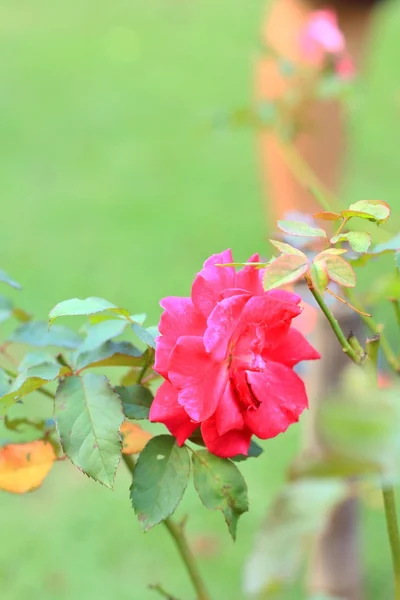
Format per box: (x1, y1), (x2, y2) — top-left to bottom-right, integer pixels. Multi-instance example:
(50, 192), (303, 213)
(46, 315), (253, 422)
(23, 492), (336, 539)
(149, 250), (320, 458)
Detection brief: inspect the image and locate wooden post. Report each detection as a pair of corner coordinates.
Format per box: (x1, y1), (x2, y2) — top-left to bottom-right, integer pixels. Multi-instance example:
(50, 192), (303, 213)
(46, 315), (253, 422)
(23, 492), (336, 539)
(255, 1), (375, 597)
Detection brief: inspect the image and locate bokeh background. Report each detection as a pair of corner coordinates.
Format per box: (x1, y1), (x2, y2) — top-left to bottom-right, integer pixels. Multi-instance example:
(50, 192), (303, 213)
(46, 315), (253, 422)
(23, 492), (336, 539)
(1, 0), (400, 598)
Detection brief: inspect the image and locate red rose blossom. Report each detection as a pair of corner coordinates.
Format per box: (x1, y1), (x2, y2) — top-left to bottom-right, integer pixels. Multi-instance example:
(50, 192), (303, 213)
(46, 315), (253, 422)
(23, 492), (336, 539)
(149, 250), (320, 458)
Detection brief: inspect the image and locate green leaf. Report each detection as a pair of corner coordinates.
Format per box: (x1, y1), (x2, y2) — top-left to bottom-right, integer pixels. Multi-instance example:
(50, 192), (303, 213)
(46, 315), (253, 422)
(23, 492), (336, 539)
(372, 233), (400, 255)
(310, 261), (329, 295)
(0, 368), (12, 397)
(269, 240), (306, 256)
(315, 248), (347, 258)
(49, 297), (130, 325)
(290, 452), (379, 480)
(244, 479), (348, 596)
(191, 449), (248, 539)
(349, 233), (400, 267)
(231, 440), (264, 462)
(277, 220), (327, 238)
(80, 319), (128, 353)
(0, 363), (61, 416)
(130, 435), (190, 531)
(74, 341), (145, 371)
(0, 269), (21, 290)
(9, 321), (82, 349)
(396, 252), (400, 272)
(317, 365), (400, 480)
(55, 373), (124, 488)
(341, 200), (391, 224)
(130, 313), (147, 325)
(0, 295), (13, 323)
(324, 255), (356, 288)
(131, 323), (156, 349)
(262, 253), (309, 291)
(314, 212), (342, 221)
(19, 352), (58, 371)
(330, 231), (371, 253)
(115, 384), (153, 420)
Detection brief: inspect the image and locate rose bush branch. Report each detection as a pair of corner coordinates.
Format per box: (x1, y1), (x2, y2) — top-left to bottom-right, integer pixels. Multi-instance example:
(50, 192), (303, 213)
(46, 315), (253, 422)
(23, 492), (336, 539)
(122, 454), (211, 600)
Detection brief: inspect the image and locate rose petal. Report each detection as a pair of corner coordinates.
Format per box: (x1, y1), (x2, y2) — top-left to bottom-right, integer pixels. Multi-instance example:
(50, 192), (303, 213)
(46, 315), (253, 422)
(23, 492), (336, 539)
(159, 297), (206, 337)
(235, 253), (264, 296)
(263, 328), (320, 368)
(154, 335), (175, 378)
(204, 294), (250, 361)
(268, 289), (302, 305)
(215, 380), (244, 436)
(168, 336), (228, 421)
(155, 297), (206, 378)
(191, 249), (236, 317)
(244, 363), (308, 439)
(232, 294), (302, 364)
(201, 416), (252, 458)
(149, 380), (198, 445)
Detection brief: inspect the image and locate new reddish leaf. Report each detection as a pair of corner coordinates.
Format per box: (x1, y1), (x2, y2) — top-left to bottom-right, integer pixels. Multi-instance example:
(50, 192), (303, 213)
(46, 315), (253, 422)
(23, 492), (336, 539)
(325, 255), (356, 288)
(262, 253), (309, 291)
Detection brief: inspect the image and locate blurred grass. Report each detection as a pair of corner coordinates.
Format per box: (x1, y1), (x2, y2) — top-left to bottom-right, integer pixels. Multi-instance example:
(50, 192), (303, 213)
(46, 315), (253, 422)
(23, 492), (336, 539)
(0, 0), (400, 598)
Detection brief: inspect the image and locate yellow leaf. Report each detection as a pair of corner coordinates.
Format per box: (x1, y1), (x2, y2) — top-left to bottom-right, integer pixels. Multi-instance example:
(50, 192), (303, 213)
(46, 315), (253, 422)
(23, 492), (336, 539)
(0, 441), (56, 494)
(120, 421), (152, 455)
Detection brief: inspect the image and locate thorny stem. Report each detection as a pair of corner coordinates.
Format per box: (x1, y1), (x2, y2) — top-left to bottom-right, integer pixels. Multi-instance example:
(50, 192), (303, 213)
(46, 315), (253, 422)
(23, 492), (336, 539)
(390, 299), (400, 332)
(326, 288), (371, 317)
(382, 488), (400, 600)
(305, 278), (360, 364)
(345, 288), (400, 373)
(311, 282), (400, 599)
(122, 455), (211, 600)
(283, 134), (400, 597)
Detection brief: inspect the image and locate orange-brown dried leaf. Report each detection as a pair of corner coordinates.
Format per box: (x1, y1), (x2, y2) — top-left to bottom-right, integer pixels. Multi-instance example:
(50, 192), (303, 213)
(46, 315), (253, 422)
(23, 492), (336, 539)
(314, 211), (342, 221)
(0, 440), (56, 494)
(120, 421), (152, 455)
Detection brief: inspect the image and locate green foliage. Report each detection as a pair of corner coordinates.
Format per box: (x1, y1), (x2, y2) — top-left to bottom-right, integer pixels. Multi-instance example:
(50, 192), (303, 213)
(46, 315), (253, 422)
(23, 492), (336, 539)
(49, 297), (130, 325)
(244, 479), (348, 597)
(191, 449), (248, 540)
(310, 261), (329, 294)
(330, 231), (372, 253)
(130, 435), (190, 531)
(277, 220), (327, 238)
(323, 254), (356, 288)
(341, 200), (391, 224)
(116, 384), (153, 420)
(131, 322), (157, 349)
(73, 341), (145, 371)
(0, 362), (62, 416)
(10, 321), (82, 349)
(0, 269), (21, 290)
(269, 240), (306, 256)
(79, 319), (128, 353)
(231, 440), (264, 462)
(55, 373), (124, 489)
(263, 253), (309, 291)
(317, 366), (400, 481)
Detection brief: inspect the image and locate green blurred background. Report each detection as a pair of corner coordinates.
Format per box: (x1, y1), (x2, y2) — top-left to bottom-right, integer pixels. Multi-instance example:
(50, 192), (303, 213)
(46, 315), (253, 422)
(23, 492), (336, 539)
(1, 0), (400, 598)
